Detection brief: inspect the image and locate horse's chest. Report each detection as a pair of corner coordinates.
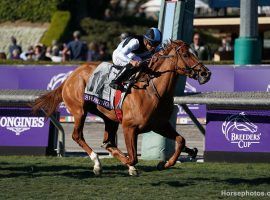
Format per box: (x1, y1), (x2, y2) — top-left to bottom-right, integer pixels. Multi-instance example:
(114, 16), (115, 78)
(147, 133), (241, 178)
(147, 98), (174, 120)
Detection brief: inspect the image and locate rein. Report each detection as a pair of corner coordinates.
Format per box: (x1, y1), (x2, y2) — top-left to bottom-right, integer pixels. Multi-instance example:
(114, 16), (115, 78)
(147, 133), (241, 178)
(143, 44), (199, 99)
(136, 43), (202, 99)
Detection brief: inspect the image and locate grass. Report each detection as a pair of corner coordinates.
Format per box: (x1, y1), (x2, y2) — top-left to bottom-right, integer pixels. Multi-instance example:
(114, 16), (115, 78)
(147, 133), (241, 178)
(0, 156), (270, 200)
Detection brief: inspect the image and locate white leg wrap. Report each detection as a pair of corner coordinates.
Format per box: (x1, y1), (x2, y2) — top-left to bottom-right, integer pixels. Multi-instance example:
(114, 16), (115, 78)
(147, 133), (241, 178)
(129, 166), (136, 171)
(90, 152), (101, 168)
(128, 166), (138, 176)
(90, 152), (102, 175)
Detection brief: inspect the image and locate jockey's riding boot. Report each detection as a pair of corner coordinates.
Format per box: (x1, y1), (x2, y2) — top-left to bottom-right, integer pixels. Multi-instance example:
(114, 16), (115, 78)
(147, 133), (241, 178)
(109, 65), (133, 91)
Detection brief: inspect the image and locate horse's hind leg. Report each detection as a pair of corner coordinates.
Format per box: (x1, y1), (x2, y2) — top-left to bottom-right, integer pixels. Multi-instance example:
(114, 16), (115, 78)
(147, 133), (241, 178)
(102, 119), (138, 176)
(102, 119), (129, 163)
(102, 119), (118, 148)
(72, 111), (102, 175)
(182, 146), (198, 159)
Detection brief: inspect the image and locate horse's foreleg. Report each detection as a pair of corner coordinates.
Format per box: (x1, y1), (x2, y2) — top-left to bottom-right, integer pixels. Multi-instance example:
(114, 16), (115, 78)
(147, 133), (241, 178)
(72, 112), (102, 175)
(122, 126), (139, 176)
(153, 122), (185, 170)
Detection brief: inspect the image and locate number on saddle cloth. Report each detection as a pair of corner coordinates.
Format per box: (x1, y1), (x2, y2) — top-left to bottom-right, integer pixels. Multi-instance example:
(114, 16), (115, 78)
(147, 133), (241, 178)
(84, 62), (132, 110)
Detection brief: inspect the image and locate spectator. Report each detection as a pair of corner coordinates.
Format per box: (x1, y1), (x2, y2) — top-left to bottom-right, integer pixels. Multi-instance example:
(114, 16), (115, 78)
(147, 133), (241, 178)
(218, 37), (232, 52)
(87, 42), (100, 61)
(62, 31), (88, 61)
(11, 49), (21, 60)
(33, 44), (45, 61)
(51, 45), (63, 62)
(0, 52), (7, 60)
(45, 41), (62, 62)
(104, 8), (113, 21)
(32, 44), (50, 61)
(190, 32), (212, 61)
(98, 42), (110, 61)
(20, 45), (34, 61)
(9, 36), (22, 59)
(135, 7), (146, 18)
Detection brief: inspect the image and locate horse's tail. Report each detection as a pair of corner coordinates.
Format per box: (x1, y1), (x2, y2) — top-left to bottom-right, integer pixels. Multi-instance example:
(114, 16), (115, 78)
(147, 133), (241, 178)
(32, 82), (64, 118)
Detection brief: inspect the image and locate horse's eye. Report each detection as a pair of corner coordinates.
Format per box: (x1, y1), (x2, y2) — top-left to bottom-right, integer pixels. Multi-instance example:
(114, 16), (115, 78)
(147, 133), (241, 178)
(183, 53), (188, 58)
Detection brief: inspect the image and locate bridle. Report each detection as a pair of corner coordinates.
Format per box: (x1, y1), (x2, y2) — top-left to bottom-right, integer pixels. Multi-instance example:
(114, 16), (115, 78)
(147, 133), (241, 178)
(138, 43), (204, 99)
(144, 44), (202, 78)
(174, 44), (202, 79)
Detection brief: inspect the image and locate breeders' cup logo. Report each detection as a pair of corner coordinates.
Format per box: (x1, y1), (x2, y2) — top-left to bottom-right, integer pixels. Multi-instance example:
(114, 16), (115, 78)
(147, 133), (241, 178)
(222, 112), (261, 148)
(47, 71), (73, 113)
(177, 82), (199, 115)
(47, 71), (73, 90)
(0, 117), (45, 136)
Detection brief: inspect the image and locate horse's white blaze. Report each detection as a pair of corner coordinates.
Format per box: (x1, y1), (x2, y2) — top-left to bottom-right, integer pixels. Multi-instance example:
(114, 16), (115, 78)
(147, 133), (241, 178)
(90, 152), (101, 172)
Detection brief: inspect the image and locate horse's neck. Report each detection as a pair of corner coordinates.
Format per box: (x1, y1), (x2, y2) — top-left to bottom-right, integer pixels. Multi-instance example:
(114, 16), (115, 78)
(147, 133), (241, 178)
(150, 53), (178, 99)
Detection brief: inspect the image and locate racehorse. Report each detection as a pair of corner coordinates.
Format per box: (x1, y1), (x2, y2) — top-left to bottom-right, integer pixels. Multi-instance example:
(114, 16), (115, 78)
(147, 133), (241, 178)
(32, 40), (211, 176)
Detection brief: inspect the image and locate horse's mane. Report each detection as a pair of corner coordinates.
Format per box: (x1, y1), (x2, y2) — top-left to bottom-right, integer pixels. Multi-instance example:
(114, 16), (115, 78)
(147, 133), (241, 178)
(156, 40), (178, 56)
(147, 40), (186, 70)
(135, 40), (186, 83)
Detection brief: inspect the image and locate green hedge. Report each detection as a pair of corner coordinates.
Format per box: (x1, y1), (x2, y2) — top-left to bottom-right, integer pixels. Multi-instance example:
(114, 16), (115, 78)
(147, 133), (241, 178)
(0, 0), (67, 22)
(40, 11), (71, 46)
(80, 17), (157, 54)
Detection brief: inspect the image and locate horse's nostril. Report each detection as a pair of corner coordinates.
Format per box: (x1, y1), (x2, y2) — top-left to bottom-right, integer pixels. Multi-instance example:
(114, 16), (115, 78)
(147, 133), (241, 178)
(200, 71), (207, 77)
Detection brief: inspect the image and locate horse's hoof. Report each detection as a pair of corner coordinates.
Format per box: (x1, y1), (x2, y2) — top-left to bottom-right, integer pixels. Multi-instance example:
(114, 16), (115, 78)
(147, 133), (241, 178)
(129, 169), (139, 176)
(93, 167), (102, 176)
(128, 166), (139, 176)
(157, 161), (167, 171)
(191, 148), (198, 159)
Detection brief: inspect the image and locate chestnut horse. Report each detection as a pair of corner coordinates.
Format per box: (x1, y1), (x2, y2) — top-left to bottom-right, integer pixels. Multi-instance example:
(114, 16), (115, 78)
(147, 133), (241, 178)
(32, 40), (211, 176)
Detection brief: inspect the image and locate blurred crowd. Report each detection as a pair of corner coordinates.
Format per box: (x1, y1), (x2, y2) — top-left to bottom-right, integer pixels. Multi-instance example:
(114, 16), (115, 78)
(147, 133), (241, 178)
(0, 31), (111, 62)
(190, 32), (235, 61)
(0, 30), (236, 63)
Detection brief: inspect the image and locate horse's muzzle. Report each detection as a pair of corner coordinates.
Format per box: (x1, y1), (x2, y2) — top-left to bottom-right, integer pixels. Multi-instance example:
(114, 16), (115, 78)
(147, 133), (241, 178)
(198, 70), (211, 85)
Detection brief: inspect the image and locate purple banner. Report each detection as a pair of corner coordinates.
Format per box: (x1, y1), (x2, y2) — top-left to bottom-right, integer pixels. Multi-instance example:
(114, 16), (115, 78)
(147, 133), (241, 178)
(0, 65), (77, 119)
(0, 107), (50, 147)
(0, 65), (76, 90)
(235, 65), (270, 92)
(1, 64), (270, 123)
(177, 66), (234, 123)
(206, 109), (270, 152)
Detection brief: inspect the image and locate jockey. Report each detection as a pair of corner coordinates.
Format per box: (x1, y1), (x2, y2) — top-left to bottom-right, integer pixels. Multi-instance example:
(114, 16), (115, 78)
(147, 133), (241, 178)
(110, 27), (162, 91)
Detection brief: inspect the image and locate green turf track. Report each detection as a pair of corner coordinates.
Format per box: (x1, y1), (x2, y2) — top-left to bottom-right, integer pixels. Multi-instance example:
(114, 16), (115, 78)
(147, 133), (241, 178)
(0, 156), (270, 200)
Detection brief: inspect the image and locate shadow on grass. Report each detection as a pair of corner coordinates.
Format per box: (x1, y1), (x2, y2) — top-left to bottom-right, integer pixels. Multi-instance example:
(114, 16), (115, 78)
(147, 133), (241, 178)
(151, 181), (194, 187)
(136, 165), (158, 172)
(225, 177), (270, 185)
(0, 162), (9, 165)
(149, 177), (270, 189)
(188, 177), (270, 186)
(0, 164), (145, 179)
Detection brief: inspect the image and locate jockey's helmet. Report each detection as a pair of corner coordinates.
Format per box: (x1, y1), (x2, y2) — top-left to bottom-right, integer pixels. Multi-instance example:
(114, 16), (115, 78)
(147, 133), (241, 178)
(144, 28), (162, 47)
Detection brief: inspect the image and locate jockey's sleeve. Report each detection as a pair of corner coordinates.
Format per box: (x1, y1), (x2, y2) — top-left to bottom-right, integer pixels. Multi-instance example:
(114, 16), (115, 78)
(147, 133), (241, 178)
(116, 38), (140, 64)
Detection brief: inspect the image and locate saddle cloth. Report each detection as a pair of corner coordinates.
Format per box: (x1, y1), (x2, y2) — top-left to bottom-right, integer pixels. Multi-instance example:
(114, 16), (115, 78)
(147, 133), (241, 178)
(84, 62), (129, 110)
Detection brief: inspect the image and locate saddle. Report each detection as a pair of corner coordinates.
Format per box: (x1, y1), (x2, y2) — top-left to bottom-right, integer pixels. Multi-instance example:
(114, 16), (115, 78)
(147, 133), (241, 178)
(84, 62), (136, 121)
